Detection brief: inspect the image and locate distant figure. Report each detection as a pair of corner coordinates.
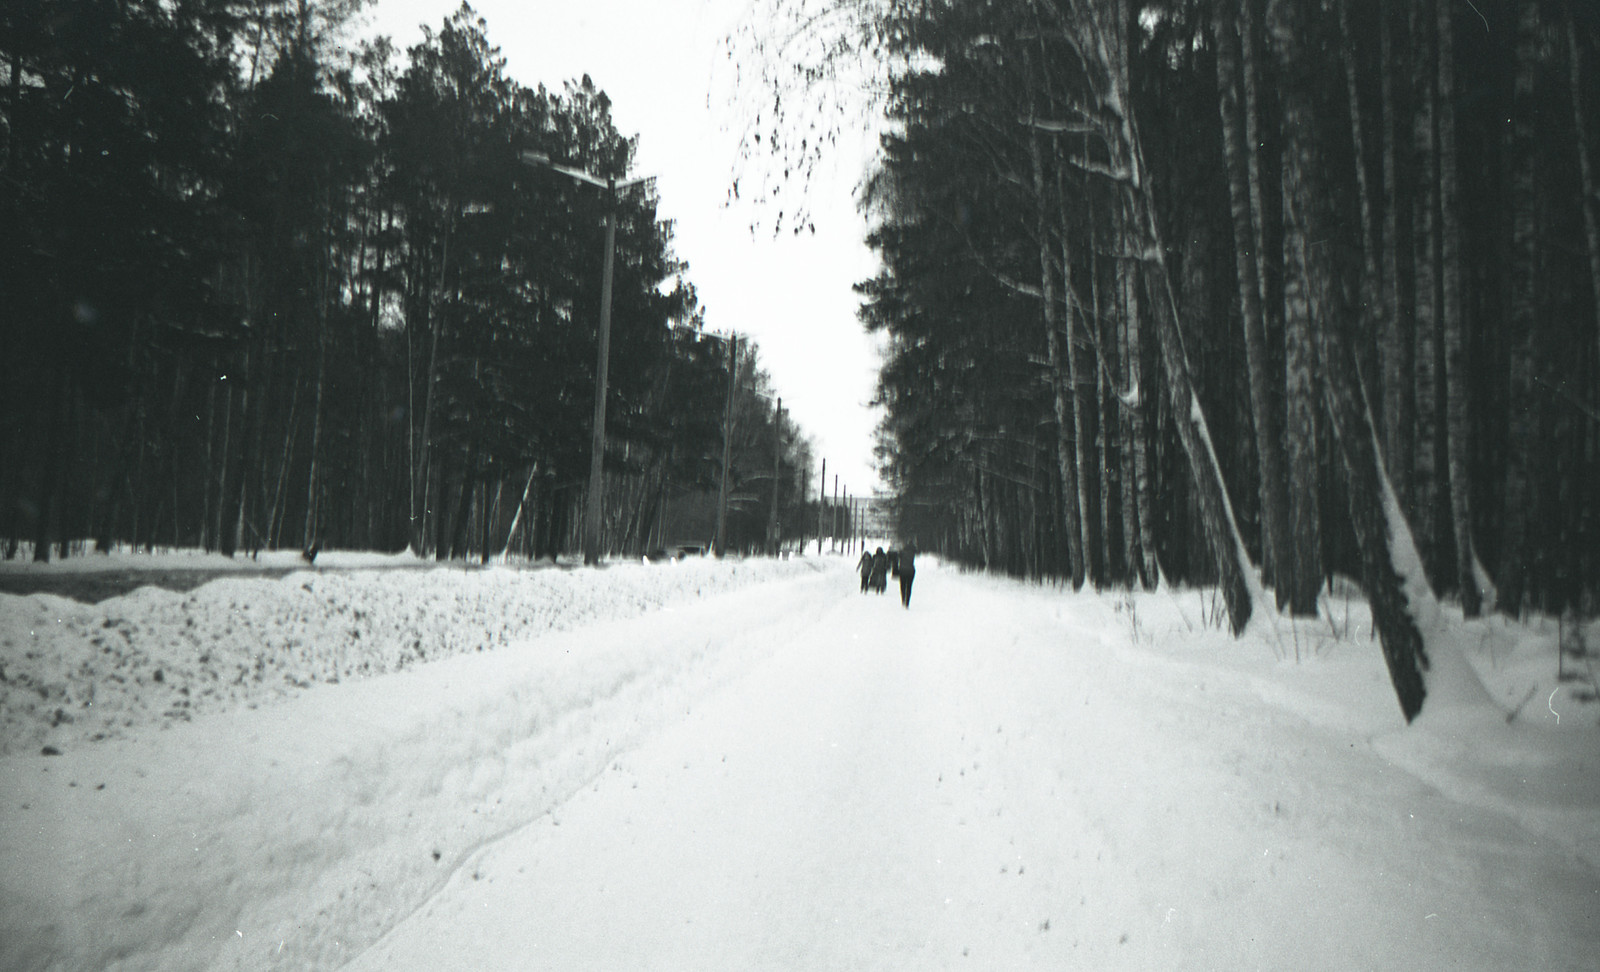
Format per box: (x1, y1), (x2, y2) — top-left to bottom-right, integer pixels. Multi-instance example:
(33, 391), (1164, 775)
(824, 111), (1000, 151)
(869, 546), (890, 593)
(857, 549), (873, 592)
(887, 549), (901, 579)
(897, 544), (916, 608)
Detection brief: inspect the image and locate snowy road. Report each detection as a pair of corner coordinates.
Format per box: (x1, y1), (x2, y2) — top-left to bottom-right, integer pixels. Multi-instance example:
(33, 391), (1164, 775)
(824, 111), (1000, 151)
(343, 564), (1597, 971)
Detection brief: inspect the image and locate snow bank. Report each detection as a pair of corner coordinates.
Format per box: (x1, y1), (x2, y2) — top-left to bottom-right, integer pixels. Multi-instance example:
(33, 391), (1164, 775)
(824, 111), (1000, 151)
(2, 554), (1594, 972)
(1119, 580), (1600, 871)
(1, 556), (821, 757)
(1, 557), (845, 972)
(0, 547), (430, 575)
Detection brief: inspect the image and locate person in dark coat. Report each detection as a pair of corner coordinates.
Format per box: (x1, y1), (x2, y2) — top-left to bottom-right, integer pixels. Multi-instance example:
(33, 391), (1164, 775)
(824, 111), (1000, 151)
(897, 543), (917, 607)
(869, 546), (889, 593)
(857, 549), (873, 592)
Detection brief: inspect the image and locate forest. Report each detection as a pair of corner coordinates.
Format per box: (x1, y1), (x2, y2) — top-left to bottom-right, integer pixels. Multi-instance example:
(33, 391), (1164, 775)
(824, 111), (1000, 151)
(781, 0), (1595, 620)
(723, 0), (1599, 715)
(1, 0), (818, 563)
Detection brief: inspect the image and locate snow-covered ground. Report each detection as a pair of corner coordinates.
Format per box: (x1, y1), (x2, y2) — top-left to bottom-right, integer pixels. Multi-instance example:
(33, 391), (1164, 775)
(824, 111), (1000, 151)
(1, 552), (1596, 970)
(0, 550), (821, 757)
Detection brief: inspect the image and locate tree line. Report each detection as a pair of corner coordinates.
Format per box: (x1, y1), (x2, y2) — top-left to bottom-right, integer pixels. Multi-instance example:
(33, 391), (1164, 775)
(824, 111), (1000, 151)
(732, 0), (1597, 718)
(1, 1), (816, 563)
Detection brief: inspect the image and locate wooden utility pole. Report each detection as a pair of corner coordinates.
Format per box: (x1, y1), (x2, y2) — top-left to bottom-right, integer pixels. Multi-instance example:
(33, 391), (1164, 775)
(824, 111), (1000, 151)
(713, 333), (738, 557)
(847, 493), (854, 554)
(768, 397), (782, 555)
(815, 459), (826, 555)
(844, 492), (857, 553)
(581, 178), (617, 566)
(832, 476), (840, 552)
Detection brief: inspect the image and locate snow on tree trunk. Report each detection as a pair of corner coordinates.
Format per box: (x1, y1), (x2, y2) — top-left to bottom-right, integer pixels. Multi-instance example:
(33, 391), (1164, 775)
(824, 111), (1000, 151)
(1030, 116), (1086, 589)
(1040, 0), (1260, 630)
(1374, 447), (1498, 721)
(1059, 175), (1096, 591)
(1118, 237), (1148, 589)
(1317, 251), (1494, 723)
(1128, 261), (1158, 592)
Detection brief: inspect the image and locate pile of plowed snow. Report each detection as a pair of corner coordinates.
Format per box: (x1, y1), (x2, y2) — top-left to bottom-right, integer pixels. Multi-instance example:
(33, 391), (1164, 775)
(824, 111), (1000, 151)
(0, 554), (824, 756)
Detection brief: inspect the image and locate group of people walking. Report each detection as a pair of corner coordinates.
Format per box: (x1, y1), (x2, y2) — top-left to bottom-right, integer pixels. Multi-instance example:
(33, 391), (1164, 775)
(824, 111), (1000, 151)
(858, 544), (916, 607)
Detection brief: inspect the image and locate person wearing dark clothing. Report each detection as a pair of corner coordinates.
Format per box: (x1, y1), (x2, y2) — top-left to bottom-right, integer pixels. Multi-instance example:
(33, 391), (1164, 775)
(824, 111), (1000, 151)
(897, 545), (916, 607)
(869, 547), (889, 593)
(857, 550), (873, 592)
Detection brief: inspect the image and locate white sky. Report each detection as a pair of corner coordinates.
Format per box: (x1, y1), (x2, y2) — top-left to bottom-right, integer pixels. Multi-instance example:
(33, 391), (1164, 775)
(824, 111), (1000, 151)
(356, 0), (887, 498)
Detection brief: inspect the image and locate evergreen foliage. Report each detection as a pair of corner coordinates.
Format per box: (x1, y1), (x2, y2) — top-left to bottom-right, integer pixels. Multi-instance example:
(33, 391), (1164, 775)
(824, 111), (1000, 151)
(1, 1), (810, 563)
(837, 0), (1599, 622)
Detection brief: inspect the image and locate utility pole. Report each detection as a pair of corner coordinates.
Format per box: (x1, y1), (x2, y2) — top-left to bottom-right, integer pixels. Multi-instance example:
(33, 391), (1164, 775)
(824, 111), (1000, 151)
(519, 151), (651, 567)
(850, 494), (857, 553)
(713, 333), (738, 557)
(844, 491), (852, 554)
(832, 476), (840, 552)
(815, 459), (826, 555)
(582, 178), (617, 567)
(768, 397), (782, 556)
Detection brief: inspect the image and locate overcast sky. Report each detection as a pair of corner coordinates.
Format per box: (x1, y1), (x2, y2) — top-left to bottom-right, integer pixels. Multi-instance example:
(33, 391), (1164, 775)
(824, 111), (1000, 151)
(356, 0), (886, 498)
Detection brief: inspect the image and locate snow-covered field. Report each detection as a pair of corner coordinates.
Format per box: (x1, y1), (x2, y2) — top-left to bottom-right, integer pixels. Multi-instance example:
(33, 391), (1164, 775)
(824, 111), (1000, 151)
(1, 551), (1596, 970)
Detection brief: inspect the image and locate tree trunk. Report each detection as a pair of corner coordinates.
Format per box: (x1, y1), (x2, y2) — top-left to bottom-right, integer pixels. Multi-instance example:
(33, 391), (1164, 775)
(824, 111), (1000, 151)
(973, 464), (993, 570)
(216, 377), (236, 555)
(1042, 0), (1258, 628)
(411, 207), (454, 554)
(1215, 0), (1293, 606)
(1269, 0), (1324, 617)
(1089, 193), (1112, 587)
(480, 478), (496, 565)
(428, 458), (447, 559)
(1060, 198), (1096, 590)
(303, 253), (330, 557)
(1378, 0), (1414, 512)
(1115, 13), (1255, 629)
(1138, 250), (1255, 631)
(1318, 283), (1431, 722)
(1119, 231), (1156, 589)
(1239, 0), (1279, 347)
(1030, 118), (1086, 587)
(1339, 0), (1382, 399)
(1279, 193), (1322, 617)
(1435, 0), (1480, 616)
(1410, 0), (1442, 584)
(1280, 1), (1432, 723)
(220, 343), (258, 558)
(1500, 0), (1542, 616)
(31, 369), (68, 563)
(1568, 1), (1600, 392)
(1117, 247), (1141, 588)
(499, 462), (539, 559)
(232, 380), (259, 556)
(1095, 243), (1118, 584)
(267, 376), (300, 548)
